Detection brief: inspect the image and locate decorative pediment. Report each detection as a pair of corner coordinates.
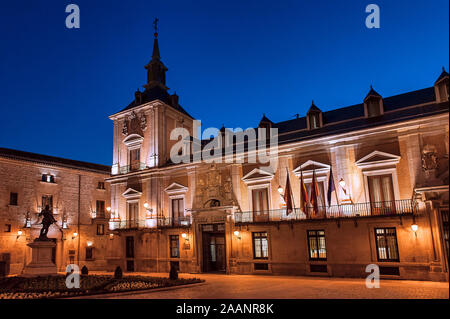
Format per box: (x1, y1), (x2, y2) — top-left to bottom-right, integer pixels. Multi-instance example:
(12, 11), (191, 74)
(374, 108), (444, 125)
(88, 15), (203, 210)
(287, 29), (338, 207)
(241, 168), (274, 184)
(122, 188), (142, 199)
(293, 160), (330, 177)
(356, 150), (400, 169)
(123, 133), (144, 148)
(164, 182), (188, 195)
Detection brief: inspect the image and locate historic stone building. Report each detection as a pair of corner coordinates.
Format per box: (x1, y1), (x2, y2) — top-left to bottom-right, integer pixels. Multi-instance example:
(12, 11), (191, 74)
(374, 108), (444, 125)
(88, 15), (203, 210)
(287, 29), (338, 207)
(0, 148), (111, 275)
(0, 30), (448, 281)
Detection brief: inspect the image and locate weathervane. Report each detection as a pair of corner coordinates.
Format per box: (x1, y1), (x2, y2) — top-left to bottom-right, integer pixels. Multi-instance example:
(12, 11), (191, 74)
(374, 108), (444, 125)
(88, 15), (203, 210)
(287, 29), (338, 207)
(153, 18), (159, 36)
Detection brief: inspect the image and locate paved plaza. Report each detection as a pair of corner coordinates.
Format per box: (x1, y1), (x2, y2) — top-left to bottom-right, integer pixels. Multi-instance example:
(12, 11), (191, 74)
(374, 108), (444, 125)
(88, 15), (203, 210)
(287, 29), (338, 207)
(85, 272), (449, 299)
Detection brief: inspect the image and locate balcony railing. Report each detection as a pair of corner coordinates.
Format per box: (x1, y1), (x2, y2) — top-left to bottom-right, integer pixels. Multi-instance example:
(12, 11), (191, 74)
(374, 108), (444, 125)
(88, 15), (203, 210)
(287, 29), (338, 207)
(110, 216), (192, 230)
(119, 162), (147, 174)
(157, 216), (192, 228)
(36, 206), (58, 215)
(234, 199), (418, 224)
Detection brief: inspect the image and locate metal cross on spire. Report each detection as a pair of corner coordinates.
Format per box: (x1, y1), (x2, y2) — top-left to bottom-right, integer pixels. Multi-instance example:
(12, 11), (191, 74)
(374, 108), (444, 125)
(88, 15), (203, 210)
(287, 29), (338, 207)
(153, 18), (159, 36)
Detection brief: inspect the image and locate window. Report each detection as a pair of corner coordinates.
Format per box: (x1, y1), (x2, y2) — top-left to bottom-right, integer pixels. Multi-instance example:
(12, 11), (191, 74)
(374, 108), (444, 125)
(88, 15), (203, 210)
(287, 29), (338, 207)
(441, 209), (449, 258)
(170, 235), (180, 258)
(252, 188), (269, 222)
(9, 192), (18, 206)
(252, 232), (269, 259)
(305, 181), (326, 207)
(368, 175), (395, 213)
(42, 174), (55, 183)
(96, 200), (105, 214)
(171, 198), (184, 225)
(309, 114), (320, 129)
(129, 148), (140, 171)
(367, 98), (381, 117)
(97, 224), (105, 236)
(85, 247), (93, 260)
(307, 230), (327, 260)
(126, 202), (138, 228)
(42, 195), (53, 210)
(4, 224), (11, 232)
(97, 182), (105, 190)
(375, 228), (399, 262)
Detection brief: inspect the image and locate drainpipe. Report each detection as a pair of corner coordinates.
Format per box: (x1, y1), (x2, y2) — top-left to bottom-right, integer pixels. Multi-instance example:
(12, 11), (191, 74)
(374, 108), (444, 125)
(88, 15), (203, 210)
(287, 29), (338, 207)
(77, 175), (81, 265)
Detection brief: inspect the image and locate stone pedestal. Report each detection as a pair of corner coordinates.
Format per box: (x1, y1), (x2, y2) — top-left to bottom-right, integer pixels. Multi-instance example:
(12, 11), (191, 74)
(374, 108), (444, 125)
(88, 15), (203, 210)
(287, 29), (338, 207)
(22, 240), (57, 277)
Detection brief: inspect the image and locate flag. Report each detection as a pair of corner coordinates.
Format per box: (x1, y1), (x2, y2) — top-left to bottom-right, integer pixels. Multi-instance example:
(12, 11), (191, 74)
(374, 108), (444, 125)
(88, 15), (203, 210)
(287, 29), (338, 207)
(283, 173), (294, 215)
(310, 169), (320, 216)
(299, 171), (309, 216)
(327, 168), (336, 207)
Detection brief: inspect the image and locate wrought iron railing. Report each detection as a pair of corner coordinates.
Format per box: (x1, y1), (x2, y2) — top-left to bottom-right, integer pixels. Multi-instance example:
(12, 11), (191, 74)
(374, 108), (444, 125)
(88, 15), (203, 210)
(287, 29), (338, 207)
(36, 206), (58, 215)
(110, 216), (192, 230)
(119, 162), (147, 174)
(157, 216), (192, 228)
(234, 199), (418, 224)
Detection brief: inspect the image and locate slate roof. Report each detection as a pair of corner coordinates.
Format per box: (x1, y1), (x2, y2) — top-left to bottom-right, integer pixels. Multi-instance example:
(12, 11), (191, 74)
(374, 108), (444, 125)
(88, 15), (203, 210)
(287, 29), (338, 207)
(118, 86), (193, 118)
(0, 147), (111, 174)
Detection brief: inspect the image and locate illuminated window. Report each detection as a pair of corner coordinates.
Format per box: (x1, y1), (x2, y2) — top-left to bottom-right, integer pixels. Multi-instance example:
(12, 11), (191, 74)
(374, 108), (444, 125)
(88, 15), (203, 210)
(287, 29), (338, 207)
(41, 174), (55, 183)
(307, 230), (327, 260)
(171, 198), (184, 226)
(170, 235), (179, 258)
(309, 114), (320, 129)
(42, 195), (53, 211)
(96, 200), (105, 214)
(252, 232), (268, 259)
(96, 224), (105, 236)
(375, 228), (399, 262)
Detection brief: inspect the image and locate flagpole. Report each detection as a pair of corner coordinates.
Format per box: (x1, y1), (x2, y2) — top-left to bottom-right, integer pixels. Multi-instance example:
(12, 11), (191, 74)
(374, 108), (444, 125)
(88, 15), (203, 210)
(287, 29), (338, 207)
(285, 167), (296, 216)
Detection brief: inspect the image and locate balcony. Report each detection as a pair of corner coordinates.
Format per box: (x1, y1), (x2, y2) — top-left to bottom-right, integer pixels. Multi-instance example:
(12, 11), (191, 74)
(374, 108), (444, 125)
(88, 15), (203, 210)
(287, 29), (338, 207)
(119, 162), (147, 174)
(157, 216), (192, 228)
(36, 206), (58, 215)
(90, 211), (106, 219)
(110, 216), (192, 230)
(234, 199), (418, 224)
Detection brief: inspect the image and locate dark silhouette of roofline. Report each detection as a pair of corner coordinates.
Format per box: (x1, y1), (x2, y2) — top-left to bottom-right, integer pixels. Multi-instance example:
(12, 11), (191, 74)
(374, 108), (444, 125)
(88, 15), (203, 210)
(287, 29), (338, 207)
(0, 147), (111, 174)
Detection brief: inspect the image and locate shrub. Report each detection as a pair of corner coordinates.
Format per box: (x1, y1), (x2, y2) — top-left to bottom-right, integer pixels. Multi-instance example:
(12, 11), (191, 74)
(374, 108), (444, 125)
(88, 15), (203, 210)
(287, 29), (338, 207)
(114, 266), (123, 279)
(81, 266), (89, 275)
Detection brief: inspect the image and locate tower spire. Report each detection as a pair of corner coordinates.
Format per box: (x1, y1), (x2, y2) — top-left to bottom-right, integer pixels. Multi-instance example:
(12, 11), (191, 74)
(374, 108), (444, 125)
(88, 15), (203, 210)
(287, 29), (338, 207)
(144, 18), (168, 90)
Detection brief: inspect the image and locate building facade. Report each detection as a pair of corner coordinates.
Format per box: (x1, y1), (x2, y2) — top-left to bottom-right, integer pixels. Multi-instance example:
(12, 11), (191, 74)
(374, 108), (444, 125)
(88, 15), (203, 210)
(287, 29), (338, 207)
(0, 148), (111, 275)
(1, 31), (448, 281)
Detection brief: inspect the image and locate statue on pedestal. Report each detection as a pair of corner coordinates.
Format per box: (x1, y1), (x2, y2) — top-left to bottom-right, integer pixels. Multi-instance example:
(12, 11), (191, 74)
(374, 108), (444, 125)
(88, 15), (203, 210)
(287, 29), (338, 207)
(38, 205), (56, 240)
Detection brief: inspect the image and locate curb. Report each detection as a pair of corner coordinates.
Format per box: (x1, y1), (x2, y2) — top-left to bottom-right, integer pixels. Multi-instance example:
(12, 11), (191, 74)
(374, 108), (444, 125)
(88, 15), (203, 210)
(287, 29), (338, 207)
(66, 282), (207, 299)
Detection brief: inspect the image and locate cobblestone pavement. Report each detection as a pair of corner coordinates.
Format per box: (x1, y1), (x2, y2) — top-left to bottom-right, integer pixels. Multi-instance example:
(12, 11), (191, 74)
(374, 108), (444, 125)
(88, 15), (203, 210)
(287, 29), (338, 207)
(87, 272), (449, 299)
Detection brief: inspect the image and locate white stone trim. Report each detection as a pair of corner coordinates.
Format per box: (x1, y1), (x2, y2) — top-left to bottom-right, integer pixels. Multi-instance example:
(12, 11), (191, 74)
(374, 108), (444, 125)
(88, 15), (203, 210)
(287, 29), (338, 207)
(241, 168), (274, 184)
(355, 150), (400, 169)
(122, 188), (142, 200)
(164, 182), (188, 195)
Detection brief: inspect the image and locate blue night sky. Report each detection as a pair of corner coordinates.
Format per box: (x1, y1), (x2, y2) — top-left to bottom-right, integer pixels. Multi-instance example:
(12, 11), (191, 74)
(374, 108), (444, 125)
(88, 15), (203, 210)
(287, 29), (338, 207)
(0, 0), (448, 165)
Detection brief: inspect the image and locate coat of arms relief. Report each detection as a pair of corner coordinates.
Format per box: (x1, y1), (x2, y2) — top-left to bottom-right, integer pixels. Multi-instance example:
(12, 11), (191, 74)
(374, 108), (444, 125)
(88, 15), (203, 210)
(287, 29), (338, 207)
(122, 111), (148, 136)
(194, 164), (235, 209)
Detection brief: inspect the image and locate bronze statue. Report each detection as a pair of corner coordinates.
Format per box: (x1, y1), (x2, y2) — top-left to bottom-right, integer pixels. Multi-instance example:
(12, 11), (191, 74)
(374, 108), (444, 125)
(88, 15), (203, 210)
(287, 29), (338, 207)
(38, 205), (56, 240)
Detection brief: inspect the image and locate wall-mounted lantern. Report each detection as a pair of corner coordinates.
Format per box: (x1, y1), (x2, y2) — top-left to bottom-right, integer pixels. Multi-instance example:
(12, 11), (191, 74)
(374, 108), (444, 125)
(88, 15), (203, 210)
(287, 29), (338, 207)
(411, 224), (419, 237)
(234, 230), (241, 240)
(72, 232), (78, 240)
(16, 230), (23, 239)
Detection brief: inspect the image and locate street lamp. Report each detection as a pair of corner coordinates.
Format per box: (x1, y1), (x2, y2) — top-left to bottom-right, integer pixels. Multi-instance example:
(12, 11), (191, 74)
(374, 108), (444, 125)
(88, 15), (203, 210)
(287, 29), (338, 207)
(72, 232), (78, 239)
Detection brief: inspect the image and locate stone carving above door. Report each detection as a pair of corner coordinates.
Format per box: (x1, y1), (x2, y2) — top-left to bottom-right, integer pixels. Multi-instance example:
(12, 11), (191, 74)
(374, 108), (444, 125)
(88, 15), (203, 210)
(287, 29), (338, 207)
(194, 164), (235, 209)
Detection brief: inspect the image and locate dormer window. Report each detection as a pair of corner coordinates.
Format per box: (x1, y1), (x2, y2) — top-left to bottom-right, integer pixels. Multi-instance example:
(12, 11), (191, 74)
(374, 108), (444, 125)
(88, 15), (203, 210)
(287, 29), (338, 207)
(258, 114), (273, 131)
(42, 174), (55, 183)
(434, 67), (449, 103)
(306, 101), (322, 130)
(364, 86), (383, 118)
